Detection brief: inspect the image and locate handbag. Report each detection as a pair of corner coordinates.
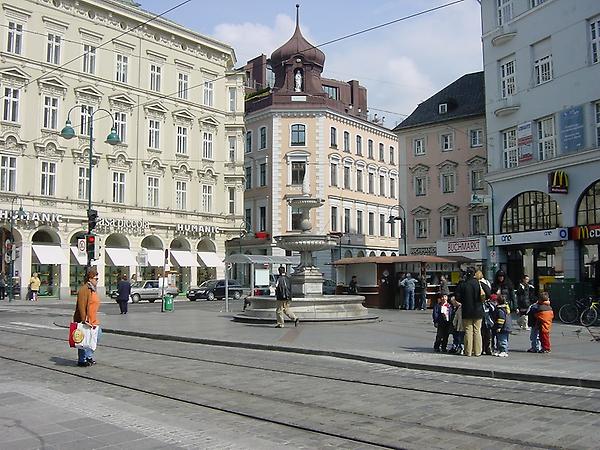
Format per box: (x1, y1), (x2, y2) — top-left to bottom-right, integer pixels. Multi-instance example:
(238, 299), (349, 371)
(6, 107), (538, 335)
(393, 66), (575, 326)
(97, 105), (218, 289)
(70, 322), (98, 351)
(68, 322), (78, 348)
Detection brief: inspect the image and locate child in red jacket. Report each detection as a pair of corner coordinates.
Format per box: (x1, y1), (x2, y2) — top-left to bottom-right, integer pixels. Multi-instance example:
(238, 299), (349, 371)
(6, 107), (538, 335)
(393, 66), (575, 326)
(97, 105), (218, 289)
(535, 291), (554, 353)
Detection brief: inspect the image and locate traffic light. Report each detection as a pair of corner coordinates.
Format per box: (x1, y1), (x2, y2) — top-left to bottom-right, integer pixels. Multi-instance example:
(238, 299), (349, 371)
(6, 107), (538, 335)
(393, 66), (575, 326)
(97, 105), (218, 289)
(85, 233), (96, 262)
(87, 209), (98, 232)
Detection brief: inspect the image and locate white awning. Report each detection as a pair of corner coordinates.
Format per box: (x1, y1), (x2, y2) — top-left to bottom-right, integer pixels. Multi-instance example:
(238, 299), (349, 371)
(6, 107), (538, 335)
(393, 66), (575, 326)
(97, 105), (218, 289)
(146, 249), (165, 267)
(32, 245), (68, 265)
(105, 248), (137, 267)
(69, 247), (99, 266)
(197, 251), (224, 268)
(170, 250), (198, 267)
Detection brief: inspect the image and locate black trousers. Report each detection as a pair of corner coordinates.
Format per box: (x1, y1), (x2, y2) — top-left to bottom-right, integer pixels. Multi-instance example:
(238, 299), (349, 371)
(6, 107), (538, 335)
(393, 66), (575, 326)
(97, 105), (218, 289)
(434, 322), (451, 350)
(482, 326), (494, 354)
(118, 299), (128, 314)
(0, 286), (5, 300)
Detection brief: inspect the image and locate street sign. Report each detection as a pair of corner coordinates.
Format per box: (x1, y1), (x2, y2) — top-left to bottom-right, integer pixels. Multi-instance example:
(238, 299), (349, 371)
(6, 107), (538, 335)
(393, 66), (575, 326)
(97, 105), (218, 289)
(490, 250), (497, 263)
(77, 238), (86, 255)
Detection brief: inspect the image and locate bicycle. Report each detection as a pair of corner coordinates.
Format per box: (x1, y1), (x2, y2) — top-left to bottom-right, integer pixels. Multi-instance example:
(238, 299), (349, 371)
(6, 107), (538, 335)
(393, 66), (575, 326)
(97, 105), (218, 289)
(580, 297), (599, 327)
(558, 296), (599, 326)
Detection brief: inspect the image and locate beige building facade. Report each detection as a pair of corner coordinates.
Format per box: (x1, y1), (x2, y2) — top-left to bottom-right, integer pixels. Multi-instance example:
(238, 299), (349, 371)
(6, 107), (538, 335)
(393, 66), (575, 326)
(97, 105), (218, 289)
(0, 0), (244, 298)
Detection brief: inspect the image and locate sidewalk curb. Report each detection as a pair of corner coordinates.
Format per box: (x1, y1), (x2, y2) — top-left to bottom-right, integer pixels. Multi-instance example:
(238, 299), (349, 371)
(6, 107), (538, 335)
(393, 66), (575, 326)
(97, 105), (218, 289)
(54, 321), (600, 390)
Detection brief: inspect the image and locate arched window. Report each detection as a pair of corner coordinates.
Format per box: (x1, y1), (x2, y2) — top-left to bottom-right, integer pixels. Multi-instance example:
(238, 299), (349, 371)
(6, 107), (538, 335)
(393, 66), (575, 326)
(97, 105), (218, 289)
(500, 191), (562, 233)
(576, 179), (600, 225)
(291, 124), (306, 146)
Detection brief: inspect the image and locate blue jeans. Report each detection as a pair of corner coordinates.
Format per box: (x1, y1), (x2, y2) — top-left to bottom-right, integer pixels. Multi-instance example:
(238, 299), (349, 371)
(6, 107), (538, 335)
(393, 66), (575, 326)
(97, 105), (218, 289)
(496, 331), (509, 353)
(417, 291), (427, 310)
(77, 327), (102, 363)
(530, 326), (541, 351)
(404, 289), (415, 310)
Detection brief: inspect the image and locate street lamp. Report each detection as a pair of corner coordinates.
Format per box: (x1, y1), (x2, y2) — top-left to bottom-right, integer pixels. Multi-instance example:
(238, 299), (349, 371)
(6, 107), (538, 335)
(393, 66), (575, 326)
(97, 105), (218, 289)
(8, 196), (24, 302)
(387, 204), (407, 256)
(478, 179), (496, 273)
(60, 106), (120, 268)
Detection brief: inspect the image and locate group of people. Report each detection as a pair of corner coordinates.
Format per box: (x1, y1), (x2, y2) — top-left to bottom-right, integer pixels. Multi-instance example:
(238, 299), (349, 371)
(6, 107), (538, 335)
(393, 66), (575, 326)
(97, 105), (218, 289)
(431, 268), (554, 357)
(398, 272), (428, 310)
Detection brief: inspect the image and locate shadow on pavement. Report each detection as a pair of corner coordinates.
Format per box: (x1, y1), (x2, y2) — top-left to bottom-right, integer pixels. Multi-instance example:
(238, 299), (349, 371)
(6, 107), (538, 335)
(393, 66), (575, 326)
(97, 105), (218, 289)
(49, 356), (76, 367)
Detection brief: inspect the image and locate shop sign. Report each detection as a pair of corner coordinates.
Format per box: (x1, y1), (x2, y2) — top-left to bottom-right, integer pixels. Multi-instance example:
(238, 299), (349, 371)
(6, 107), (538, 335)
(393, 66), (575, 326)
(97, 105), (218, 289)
(436, 237), (487, 260)
(569, 224), (600, 240)
(0, 209), (62, 225)
(493, 228), (568, 246)
(96, 218), (149, 234)
(175, 223), (220, 236)
(517, 122), (533, 163)
(410, 246), (436, 256)
(560, 105), (585, 153)
(548, 170), (568, 194)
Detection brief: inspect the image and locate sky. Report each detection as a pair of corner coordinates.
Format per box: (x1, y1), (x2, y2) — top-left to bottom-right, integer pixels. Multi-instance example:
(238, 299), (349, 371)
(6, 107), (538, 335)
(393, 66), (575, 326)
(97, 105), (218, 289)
(137, 0), (483, 129)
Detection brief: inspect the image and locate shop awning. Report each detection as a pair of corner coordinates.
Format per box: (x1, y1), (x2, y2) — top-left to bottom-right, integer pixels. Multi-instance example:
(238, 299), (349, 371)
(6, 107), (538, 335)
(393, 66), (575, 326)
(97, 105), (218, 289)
(69, 247), (99, 266)
(32, 245), (68, 265)
(197, 251), (224, 268)
(146, 249), (165, 267)
(170, 250), (198, 267)
(105, 248), (137, 267)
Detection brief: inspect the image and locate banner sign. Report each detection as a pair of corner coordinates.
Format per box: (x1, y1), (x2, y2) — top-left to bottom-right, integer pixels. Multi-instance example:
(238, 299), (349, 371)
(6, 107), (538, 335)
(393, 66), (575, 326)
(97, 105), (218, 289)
(569, 224), (600, 240)
(517, 122), (533, 163)
(560, 105), (585, 153)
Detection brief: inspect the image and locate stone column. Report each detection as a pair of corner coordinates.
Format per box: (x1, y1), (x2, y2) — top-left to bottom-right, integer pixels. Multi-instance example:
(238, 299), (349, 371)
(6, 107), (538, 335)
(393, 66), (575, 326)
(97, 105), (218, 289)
(59, 242), (70, 299)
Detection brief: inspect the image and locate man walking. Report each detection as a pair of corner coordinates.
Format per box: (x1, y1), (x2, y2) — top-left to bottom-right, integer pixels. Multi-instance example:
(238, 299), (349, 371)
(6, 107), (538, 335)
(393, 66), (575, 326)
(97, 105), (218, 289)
(275, 266), (298, 328)
(116, 274), (131, 314)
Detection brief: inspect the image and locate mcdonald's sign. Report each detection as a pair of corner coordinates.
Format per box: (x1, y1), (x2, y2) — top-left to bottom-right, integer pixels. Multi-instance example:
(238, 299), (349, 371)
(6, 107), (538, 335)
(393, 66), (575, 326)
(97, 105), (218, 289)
(548, 170), (569, 194)
(569, 224), (600, 240)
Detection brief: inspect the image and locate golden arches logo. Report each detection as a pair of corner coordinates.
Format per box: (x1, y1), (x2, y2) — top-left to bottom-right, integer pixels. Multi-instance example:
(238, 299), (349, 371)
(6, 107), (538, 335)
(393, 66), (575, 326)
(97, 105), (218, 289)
(551, 170), (569, 188)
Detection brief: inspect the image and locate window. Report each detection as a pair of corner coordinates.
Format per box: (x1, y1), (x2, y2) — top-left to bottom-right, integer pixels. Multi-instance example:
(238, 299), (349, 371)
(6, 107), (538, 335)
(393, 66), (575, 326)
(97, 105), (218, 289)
(441, 173), (455, 193)
(79, 105), (93, 135)
(228, 136), (236, 162)
(344, 209), (351, 234)
(356, 169), (363, 192)
(497, 0), (513, 26)
(442, 216), (457, 237)
(357, 210), (363, 235)
(368, 139), (374, 159)
(259, 127), (267, 149)
(390, 220), (396, 238)
(368, 212), (374, 236)
(596, 102), (600, 146)
(502, 128), (518, 168)
(202, 185), (213, 212)
(343, 131), (350, 152)
(379, 143), (385, 161)
(530, 0), (546, 7)
(114, 111), (127, 144)
(415, 176), (426, 196)
(3, 88), (19, 122)
(82, 44), (96, 74)
(259, 207), (267, 231)
(176, 126), (188, 155)
(330, 162), (338, 187)
(116, 54), (128, 83)
(245, 208), (252, 232)
(245, 167), (252, 189)
(438, 103), (448, 114)
(148, 119), (160, 149)
(537, 116), (556, 160)
(41, 161), (56, 196)
(592, 17), (600, 64)
(43, 96), (58, 129)
(416, 218), (428, 238)
(330, 127), (337, 147)
(534, 55), (553, 85)
(260, 163), (267, 186)
(291, 207), (302, 230)
(368, 172), (374, 194)
(379, 175), (386, 197)
(379, 214), (386, 236)
(500, 59), (516, 98)
(323, 85), (338, 99)
(0, 156), (17, 192)
(502, 191), (562, 233)
(150, 64), (162, 91)
(291, 124), (306, 146)
(470, 129), (483, 147)
(390, 178), (396, 199)
(344, 166), (351, 190)
(228, 187), (236, 214)
(356, 135), (362, 155)
(112, 172), (125, 203)
(77, 167), (90, 200)
(178, 73), (189, 100)
(331, 206), (338, 232)
(441, 133), (453, 151)
(203, 80), (214, 106)
(203, 132), (213, 159)
(245, 131), (252, 153)
(414, 138), (425, 156)
(228, 87), (236, 111)
(46, 33), (61, 64)
(389, 146), (395, 165)
(7, 22), (23, 55)
(176, 181), (187, 210)
(291, 161), (306, 185)
(147, 176), (159, 207)
(471, 170), (484, 191)
(471, 214), (486, 236)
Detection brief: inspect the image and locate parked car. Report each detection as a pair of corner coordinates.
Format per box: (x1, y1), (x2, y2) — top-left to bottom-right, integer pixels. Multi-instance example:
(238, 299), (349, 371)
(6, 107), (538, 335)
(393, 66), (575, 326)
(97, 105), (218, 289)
(322, 279), (337, 295)
(111, 280), (179, 303)
(187, 279), (243, 301)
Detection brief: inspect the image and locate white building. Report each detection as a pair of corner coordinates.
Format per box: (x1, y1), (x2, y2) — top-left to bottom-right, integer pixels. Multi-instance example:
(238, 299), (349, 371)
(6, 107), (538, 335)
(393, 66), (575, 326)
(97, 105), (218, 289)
(0, 0), (245, 298)
(481, 0), (600, 288)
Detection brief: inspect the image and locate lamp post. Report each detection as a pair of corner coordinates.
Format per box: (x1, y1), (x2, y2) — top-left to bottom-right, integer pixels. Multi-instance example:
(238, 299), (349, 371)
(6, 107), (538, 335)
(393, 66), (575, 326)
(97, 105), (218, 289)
(8, 196), (24, 302)
(60, 106), (120, 269)
(479, 179), (496, 274)
(387, 204), (407, 256)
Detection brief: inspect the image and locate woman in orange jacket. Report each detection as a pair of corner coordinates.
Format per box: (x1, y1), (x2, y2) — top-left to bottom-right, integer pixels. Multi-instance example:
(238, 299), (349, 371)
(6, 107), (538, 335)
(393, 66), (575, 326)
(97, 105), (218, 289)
(535, 291), (554, 353)
(73, 268), (101, 367)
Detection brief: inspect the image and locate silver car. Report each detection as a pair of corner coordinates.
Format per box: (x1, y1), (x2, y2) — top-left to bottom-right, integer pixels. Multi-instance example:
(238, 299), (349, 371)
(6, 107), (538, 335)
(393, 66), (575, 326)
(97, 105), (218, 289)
(129, 280), (179, 303)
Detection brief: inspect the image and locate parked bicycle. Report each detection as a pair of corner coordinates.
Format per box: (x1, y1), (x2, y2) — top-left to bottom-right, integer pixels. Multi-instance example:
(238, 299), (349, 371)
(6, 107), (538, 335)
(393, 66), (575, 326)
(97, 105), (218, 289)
(558, 296), (599, 326)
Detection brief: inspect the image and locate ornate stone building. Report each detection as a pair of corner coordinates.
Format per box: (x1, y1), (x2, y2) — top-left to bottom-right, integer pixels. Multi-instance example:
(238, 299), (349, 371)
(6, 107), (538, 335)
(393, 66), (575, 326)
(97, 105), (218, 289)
(0, 0), (244, 298)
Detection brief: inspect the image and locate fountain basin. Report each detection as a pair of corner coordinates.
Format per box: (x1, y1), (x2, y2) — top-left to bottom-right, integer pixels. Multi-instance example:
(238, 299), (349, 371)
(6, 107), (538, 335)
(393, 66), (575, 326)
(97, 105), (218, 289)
(274, 234), (338, 252)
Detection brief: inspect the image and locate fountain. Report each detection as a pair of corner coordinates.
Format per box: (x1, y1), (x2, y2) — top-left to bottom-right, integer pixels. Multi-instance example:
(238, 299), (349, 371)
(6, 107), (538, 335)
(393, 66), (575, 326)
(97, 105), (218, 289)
(234, 194), (374, 322)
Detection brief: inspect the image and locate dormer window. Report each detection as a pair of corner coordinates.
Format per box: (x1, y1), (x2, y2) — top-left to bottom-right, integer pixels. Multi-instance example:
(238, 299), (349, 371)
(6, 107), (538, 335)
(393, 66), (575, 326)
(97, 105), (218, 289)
(439, 103), (448, 114)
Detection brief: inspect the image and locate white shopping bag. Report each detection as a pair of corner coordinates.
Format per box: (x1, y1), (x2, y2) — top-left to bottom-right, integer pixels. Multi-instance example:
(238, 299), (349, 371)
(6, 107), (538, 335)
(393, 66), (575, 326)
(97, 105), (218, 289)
(72, 323), (98, 351)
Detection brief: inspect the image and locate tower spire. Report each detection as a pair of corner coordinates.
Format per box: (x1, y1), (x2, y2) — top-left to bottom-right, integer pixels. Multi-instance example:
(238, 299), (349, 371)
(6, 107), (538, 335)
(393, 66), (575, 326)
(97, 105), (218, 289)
(295, 4), (300, 29)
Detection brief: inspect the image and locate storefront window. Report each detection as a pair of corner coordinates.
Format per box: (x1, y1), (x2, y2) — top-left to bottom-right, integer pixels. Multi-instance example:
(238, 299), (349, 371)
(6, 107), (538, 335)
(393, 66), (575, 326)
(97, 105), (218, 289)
(576, 179), (600, 225)
(501, 190), (562, 233)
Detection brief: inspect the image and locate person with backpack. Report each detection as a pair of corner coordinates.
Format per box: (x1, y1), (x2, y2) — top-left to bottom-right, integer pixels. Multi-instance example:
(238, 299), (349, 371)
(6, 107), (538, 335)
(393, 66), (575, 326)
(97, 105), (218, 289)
(493, 294), (512, 357)
(432, 293), (452, 352)
(482, 293), (497, 355)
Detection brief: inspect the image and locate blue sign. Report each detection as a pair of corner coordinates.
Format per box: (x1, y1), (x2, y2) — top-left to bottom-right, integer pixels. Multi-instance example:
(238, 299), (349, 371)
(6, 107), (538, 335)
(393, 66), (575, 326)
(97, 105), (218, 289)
(560, 106), (585, 153)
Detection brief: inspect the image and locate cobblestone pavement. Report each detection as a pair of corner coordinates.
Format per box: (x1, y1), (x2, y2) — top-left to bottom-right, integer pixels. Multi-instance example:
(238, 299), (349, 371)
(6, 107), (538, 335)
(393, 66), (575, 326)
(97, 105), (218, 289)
(0, 309), (599, 449)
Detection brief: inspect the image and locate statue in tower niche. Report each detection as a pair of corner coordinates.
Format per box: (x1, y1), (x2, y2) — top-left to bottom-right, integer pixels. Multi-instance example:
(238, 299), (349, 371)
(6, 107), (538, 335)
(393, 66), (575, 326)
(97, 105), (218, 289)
(294, 69), (303, 92)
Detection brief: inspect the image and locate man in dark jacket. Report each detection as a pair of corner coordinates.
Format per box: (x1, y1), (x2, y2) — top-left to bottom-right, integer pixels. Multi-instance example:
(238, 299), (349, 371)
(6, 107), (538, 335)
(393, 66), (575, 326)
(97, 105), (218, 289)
(456, 267), (489, 356)
(274, 266), (298, 328)
(491, 270), (516, 311)
(116, 274), (131, 314)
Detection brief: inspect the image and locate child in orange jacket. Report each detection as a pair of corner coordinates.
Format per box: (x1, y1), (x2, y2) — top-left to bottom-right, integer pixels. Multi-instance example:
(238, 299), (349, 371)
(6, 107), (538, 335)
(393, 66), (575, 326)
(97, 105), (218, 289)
(535, 291), (554, 353)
